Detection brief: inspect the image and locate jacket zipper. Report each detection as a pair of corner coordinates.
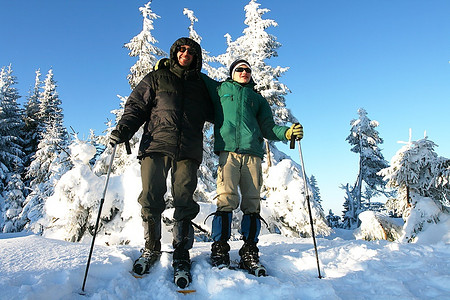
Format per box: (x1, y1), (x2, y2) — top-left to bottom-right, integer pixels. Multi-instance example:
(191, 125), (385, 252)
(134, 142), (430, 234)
(235, 86), (242, 151)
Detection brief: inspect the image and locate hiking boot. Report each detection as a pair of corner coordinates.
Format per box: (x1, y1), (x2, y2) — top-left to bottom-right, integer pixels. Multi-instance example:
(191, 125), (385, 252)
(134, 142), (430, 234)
(211, 240), (231, 268)
(238, 241), (266, 277)
(173, 258), (192, 289)
(133, 248), (161, 275)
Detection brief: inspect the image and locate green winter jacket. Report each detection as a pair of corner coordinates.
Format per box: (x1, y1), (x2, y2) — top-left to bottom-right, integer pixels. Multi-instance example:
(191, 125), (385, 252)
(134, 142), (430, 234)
(202, 75), (288, 158)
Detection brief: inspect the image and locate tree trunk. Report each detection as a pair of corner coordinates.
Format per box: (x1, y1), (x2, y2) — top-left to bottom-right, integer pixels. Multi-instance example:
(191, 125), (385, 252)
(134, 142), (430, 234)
(406, 186), (411, 208)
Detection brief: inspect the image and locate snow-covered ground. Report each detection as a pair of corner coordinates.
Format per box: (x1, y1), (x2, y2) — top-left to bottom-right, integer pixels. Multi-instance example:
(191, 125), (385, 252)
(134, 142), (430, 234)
(1, 229), (449, 300)
(2, 140), (450, 299)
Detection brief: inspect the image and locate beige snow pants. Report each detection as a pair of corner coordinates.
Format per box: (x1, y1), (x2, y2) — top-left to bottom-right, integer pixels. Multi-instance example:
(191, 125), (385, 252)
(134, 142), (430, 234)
(216, 151), (262, 214)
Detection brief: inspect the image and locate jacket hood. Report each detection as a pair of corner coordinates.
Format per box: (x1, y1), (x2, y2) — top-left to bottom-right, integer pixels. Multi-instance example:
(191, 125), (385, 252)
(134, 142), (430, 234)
(169, 37), (202, 71)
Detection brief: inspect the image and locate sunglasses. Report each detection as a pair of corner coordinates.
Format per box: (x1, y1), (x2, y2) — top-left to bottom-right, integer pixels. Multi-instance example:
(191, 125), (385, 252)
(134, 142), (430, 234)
(235, 67), (252, 73)
(178, 46), (196, 55)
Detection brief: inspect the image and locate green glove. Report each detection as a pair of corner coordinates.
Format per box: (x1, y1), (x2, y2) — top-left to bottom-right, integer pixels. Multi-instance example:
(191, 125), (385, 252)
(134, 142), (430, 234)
(285, 123), (303, 140)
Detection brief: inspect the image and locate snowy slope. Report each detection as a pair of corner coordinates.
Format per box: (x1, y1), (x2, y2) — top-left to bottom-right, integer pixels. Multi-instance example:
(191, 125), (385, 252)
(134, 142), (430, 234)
(1, 230), (449, 300)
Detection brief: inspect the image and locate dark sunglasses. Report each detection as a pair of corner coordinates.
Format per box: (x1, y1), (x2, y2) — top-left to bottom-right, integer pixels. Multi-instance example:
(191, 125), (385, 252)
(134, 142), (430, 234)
(235, 67), (251, 73)
(178, 46), (196, 55)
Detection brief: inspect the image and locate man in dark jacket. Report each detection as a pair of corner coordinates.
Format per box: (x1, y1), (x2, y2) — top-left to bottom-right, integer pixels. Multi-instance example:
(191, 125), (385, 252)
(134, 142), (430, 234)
(110, 37), (213, 288)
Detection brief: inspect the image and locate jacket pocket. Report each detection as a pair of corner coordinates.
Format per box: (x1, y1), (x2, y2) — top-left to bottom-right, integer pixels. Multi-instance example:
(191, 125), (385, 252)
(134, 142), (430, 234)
(220, 94), (233, 102)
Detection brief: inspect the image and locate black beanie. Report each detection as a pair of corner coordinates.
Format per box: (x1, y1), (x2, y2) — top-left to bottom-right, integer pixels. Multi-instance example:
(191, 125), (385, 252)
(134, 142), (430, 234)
(229, 59), (251, 77)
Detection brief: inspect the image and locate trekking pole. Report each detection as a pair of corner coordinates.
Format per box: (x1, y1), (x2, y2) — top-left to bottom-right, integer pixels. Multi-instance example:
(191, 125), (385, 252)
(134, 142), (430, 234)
(290, 131), (323, 279)
(81, 143), (120, 293)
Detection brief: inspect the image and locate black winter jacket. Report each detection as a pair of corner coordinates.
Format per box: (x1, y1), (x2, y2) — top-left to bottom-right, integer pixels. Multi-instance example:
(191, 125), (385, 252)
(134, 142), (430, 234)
(118, 37), (213, 164)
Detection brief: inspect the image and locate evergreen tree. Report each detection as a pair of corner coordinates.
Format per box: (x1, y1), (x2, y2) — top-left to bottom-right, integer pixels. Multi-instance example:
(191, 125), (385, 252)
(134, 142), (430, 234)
(82, 3), (169, 239)
(215, 0), (295, 171)
(361, 185), (386, 212)
(36, 69), (67, 139)
(0, 65), (24, 188)
(22, 69), (42, 184)
(379, 136), (450, 242)
(182, 7), (218, 200)
(87, 1), (168, 237)
(94, 95), (140, 176)
(21, 69), (71, 232)
(87, 129), (103, 166)
(340, 183), (358, 228)
(183, 8), (226, 81)
(124, 1), (167, 89)
(309, 175), (323, 211)
(0, 65), (26, 232)
(101, 1), (167, 176)
(260, 147), (331, 237)
(43, 135), (99, 242)
(216, 0), (294, 125)
(343, 108), (389, 228)
(1, 173), (26, 232)
(326, 209), (341, 228)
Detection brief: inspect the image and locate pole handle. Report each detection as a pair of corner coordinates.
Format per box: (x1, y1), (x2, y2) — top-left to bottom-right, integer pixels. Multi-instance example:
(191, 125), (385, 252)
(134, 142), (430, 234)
(125, 140), (131, 155)
(289, 122), (300, 149)
(290, 136), (296, 149)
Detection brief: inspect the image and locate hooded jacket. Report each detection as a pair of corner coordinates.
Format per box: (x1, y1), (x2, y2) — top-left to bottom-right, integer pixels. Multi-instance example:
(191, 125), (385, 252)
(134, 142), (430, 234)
(201, 74), (288, 158)
(118, 37), (213, 164)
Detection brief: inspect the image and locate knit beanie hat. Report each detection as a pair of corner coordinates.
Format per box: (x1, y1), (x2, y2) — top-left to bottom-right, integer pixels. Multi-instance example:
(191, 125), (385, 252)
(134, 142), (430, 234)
(229, 59), (251, 78)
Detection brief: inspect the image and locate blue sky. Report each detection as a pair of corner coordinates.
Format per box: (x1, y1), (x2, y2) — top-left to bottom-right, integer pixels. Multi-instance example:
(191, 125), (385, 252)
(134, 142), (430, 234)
(1, 0), (449, 214)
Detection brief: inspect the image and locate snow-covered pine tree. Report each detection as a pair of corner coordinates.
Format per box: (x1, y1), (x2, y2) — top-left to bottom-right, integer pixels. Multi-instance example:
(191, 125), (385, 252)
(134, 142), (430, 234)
(343, 108), (390, 228)
(260, 147), (331, 237)
(124, 1), (167, 89)
(87, 129), (104, 167)
(326, 209), (341, 228)
(99, 1), (167, 175)
(182, 7), (218, 202)
(0, 65), (24, 190)
(1, 173), (26, 232)
(216, 0), (295, 170)
(0, 65), (26, 232)
(379, 135), (450, 242)
(216, 0), (294, 125)
(435, 157), (450, 208)
(22, 69), (42, 187)
(183, 8), (227, 81)
(93, 95), (141, 177)
(43, 135), (102, 242)
(309, 175), (323, 211)
(21, 69), (71, 233)
(340, 183), (357, 228)
(36, 69), (68, 141)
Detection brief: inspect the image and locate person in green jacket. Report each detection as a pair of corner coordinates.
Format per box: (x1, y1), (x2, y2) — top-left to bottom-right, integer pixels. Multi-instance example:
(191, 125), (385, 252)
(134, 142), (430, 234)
(203, 59), (303, 276)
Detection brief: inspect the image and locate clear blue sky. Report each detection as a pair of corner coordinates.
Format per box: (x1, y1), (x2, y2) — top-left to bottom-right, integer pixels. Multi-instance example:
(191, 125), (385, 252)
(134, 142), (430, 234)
(2, 0), (449, 214)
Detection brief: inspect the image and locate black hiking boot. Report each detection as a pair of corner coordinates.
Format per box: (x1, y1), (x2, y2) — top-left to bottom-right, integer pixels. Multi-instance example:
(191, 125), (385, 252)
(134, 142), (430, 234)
(173, 259), (192, 289)
(133, 247), (161, 275)
(173, 247), (192, 289)
(211, 241), (231, 269)
(238, 241), (267, 277)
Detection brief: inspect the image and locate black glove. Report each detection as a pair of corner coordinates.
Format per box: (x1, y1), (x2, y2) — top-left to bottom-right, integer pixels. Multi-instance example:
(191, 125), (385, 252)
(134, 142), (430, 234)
(110, 125), (131, 146)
